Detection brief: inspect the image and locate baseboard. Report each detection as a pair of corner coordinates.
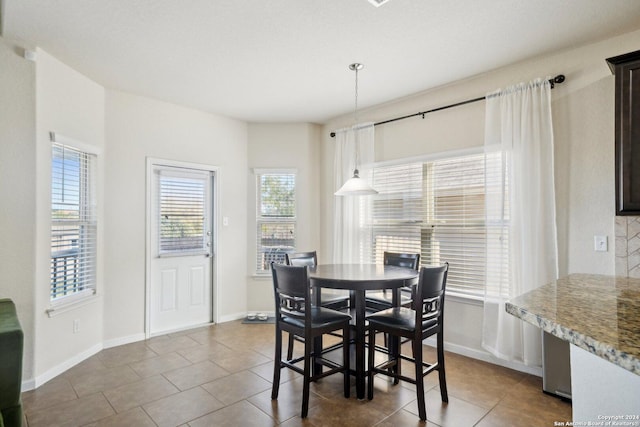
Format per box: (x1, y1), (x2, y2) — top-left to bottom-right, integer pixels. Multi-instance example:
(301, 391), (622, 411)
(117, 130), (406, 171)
(103, 333), (146, 349)
(218, 312), (251, 323)
(21, 378), (36, 392)
(423, 337), (543, 377)
(22, 342), (103, 391)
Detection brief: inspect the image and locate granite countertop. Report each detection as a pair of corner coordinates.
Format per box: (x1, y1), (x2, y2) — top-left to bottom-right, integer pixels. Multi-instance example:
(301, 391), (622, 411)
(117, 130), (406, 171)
(506, 274), (640, 375)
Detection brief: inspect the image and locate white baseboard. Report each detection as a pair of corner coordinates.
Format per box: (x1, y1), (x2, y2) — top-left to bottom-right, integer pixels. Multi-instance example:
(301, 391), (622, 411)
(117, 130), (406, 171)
(218, 312), (251, 323)
(423, 336), (543, 377)
(21, 378), (36, 392)
(22, 342), (103, 392)
(103, 333), (146, 349)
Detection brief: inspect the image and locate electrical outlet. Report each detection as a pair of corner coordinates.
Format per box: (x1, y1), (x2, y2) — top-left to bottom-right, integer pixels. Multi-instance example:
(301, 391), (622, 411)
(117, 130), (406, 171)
(594, 235), (608, 252)
(73, 319), (80, 333)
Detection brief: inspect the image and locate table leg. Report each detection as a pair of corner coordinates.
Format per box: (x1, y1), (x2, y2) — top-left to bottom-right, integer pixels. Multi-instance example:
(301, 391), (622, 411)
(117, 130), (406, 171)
(354, 289), (366, 399)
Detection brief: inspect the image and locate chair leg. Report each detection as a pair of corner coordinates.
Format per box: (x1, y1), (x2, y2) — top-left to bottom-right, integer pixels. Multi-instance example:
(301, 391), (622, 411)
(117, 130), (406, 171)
(301, 338), (312, 418)
(413, 338), (427, 421)
(367, 326), (376, 400)
(391, 333), (400, 385)
(287, 333), (295, 360)
(437, 330), (448, 403)
(272, 327), (282, 400)
(343, 325), (350, 398)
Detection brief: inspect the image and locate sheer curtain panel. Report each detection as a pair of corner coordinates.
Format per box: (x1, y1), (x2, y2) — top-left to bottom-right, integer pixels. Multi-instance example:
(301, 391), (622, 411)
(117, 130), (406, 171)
(333, 123), (374, 263)
(482, 79), (559, 366)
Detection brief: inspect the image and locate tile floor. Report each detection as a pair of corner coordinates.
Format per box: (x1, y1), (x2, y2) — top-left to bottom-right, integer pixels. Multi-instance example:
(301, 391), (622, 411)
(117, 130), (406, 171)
(21, 320), (571, 426)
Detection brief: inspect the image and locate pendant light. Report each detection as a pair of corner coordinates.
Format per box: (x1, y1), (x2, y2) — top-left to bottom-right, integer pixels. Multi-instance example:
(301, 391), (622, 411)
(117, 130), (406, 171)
(335, 63), (378, 196)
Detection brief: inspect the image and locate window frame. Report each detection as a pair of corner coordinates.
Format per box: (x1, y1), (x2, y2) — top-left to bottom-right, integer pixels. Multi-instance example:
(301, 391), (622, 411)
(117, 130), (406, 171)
(48, 132), (99, 309)
(254, 168), (297, 275)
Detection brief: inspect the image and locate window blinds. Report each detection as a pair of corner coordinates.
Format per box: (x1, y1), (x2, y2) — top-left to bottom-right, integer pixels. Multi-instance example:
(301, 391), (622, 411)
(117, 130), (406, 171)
(368, 151), (508, 297)
(50, 143), (97, 300)
(256, 172), (296, 272)
(157, 169), (209, 255)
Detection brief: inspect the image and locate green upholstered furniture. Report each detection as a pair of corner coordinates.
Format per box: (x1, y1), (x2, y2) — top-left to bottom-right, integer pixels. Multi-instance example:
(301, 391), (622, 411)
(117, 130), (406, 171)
(0, 299), (23, 427)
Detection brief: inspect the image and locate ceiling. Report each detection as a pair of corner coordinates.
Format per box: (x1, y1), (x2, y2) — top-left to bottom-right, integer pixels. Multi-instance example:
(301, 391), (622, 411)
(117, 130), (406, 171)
(2, 0), (640, 123)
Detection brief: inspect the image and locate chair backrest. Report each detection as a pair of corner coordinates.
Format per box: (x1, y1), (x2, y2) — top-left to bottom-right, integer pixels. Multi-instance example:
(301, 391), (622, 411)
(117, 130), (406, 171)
(271, 262), (311, 325)
(414, 263), (448, 333)
(383, 252), (420, 270)
(285, 251), (318, 268)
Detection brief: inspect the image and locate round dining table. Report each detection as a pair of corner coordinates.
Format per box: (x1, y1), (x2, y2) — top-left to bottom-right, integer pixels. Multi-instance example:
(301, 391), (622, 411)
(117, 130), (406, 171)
(307, 264), (419, 399)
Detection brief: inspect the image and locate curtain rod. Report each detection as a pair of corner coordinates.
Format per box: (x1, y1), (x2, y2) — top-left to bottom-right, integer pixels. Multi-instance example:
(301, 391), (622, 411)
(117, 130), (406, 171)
(329, 74), (566, 137)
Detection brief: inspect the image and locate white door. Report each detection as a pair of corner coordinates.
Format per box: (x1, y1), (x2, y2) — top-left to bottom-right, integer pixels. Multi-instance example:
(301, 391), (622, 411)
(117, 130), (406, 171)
(149, 165), (214, 335)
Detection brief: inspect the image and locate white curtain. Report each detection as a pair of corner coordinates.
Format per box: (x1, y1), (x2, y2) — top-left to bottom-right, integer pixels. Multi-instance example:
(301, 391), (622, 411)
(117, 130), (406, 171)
(332, 123), (375, 263)
(482, 79), (559, 366)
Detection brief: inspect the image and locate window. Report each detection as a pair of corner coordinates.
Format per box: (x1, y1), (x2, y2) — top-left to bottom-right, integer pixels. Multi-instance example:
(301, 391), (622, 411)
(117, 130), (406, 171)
(366, 150), (508, 297)
(50, 138), (97, 301)
(255, 170), (296, 273)
(156, 168), (210, 256)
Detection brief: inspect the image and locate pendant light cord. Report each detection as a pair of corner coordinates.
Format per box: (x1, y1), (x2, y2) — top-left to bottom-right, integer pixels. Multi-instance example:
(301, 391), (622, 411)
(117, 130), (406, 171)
(353, 64), (360, 173)
(354, 65), (359, 124)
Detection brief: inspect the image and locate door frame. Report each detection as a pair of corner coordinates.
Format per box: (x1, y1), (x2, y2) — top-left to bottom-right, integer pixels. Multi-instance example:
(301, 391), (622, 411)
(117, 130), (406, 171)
(145, 157), (219, 338)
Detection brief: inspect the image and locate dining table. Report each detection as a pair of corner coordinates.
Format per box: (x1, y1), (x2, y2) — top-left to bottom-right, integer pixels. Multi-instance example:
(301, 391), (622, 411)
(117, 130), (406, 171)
(307, 263), (419, 399)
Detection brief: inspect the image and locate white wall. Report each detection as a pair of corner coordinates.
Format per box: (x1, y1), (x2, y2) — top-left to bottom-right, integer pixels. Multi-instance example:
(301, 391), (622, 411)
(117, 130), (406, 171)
(104, 90), (248, 339)
(246, 123), (321, 312)
(1, 40), (249, 385)
(34, 48), (106, 385)
(320, 29), (640, 368)
(0, 37), (36, 382)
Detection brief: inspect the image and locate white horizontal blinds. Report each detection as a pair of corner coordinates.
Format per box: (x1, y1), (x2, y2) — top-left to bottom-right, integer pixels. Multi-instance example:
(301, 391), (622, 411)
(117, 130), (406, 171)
(368, 151), (508, 297)
(370, 163), (424, 266)
(484, 150), (510, 298)
(157, 169), (209, 255)
(431, 153), (488, 296)
(256, 172), (296, 273)
(50, 143), (97, 300)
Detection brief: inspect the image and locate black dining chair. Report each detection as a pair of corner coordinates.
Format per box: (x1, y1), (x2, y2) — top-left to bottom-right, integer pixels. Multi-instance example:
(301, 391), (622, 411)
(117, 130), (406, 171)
(285, 251), (350, 309)
(365, 252), (420, 312)
(270, 262), (351, 418)
(366, 263), (449, 421)
(285, 251), (350, 360)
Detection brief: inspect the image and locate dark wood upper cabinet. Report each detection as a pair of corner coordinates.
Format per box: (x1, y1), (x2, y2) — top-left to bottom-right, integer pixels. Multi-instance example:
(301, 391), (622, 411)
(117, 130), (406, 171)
(607, 50), (640, 215)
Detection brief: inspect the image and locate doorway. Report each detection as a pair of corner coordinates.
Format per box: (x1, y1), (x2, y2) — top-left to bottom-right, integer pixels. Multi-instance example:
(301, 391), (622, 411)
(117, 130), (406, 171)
(146, 159), (217, 336)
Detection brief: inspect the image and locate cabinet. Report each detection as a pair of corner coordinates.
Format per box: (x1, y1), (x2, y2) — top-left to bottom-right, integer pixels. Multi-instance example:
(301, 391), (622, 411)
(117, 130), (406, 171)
(607, 50), (640, 215)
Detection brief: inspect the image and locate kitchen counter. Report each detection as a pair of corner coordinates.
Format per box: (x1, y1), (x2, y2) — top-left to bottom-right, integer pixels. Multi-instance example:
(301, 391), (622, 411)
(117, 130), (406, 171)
(506, 273), (640, 375)
(506, 274), (640, 421)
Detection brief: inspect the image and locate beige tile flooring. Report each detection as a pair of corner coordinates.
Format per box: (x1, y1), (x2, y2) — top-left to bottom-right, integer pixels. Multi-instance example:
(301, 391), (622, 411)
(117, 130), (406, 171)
(22, 320), (571, 426)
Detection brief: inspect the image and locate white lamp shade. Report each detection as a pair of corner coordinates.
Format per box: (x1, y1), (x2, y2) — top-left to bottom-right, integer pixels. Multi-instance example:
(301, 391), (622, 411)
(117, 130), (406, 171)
(335, 170), (378, 196)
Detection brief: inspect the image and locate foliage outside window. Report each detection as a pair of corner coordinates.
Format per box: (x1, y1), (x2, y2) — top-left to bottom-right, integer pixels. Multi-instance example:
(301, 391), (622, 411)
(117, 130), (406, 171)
(256, 171), (296, 273)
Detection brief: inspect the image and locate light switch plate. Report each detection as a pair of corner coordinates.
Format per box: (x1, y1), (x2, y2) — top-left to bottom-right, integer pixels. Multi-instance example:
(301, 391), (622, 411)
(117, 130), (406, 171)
(594, 235), (608, 252)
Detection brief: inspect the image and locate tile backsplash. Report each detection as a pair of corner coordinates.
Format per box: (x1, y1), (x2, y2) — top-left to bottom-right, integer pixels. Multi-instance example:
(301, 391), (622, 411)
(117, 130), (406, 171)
(615, 216), (640, 278)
